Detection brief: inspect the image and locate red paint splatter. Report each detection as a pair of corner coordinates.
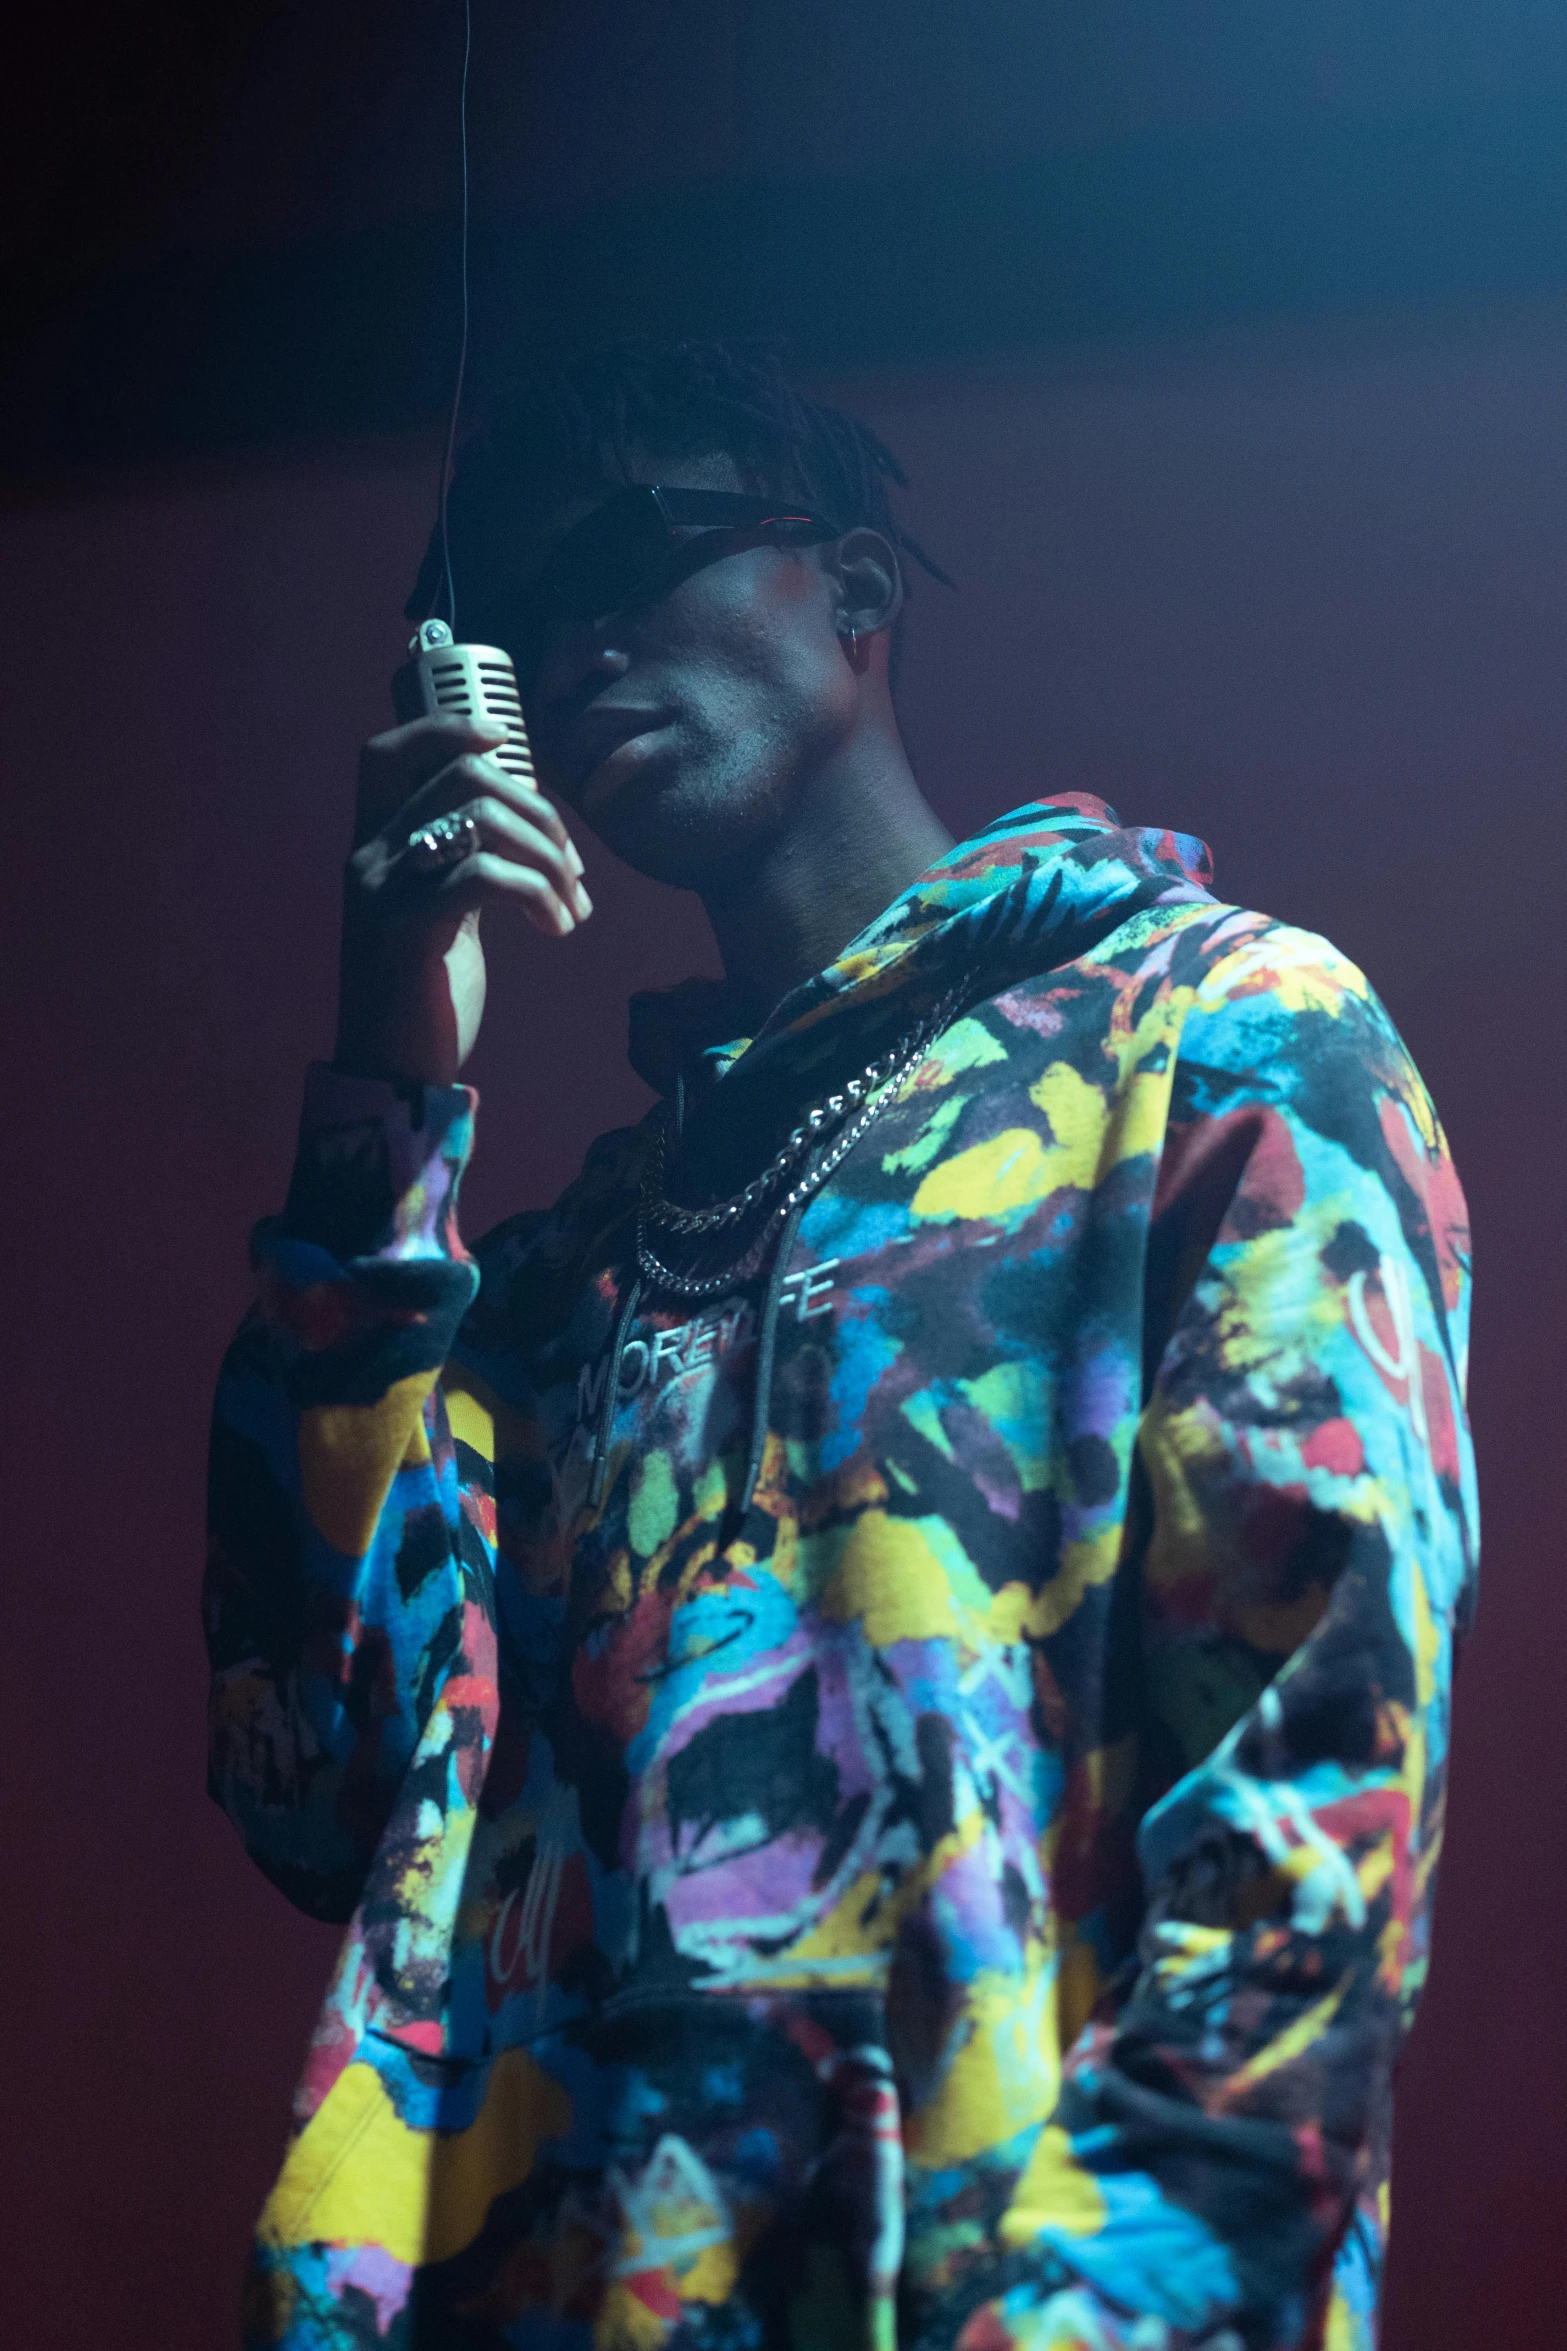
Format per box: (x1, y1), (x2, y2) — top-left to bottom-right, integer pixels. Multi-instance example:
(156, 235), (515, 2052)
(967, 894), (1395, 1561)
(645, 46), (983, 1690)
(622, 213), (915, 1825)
(1419, 1344), (1462, 1483)
(1153, 1106), (1304, 1235)
(1377, 1097), (1471, 1310)
(626, 2270), (682, 2321)
(573, 1584), (676, 1743)
(461, 1485), (497, 1546)
(955, 2302), (1013, 2351)
(1301, 1419), (1366, 1478)
(379, 2018), (446, 2058)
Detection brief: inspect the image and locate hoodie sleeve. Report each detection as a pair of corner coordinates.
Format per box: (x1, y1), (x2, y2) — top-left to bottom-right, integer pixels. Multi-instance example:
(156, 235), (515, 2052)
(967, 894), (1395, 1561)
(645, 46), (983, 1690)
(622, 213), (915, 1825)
(203, 1064), (500, 1923)
(989, 930), (1477, 2351)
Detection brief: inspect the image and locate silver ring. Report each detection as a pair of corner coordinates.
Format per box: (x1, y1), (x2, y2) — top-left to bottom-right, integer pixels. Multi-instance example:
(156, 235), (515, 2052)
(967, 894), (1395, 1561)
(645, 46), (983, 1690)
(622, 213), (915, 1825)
(406, 811), (480, 873)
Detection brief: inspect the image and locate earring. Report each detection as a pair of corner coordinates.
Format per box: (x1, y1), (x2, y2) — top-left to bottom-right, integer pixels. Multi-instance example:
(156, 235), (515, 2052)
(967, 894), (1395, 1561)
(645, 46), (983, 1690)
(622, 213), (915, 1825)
(839, 621), (862, 667)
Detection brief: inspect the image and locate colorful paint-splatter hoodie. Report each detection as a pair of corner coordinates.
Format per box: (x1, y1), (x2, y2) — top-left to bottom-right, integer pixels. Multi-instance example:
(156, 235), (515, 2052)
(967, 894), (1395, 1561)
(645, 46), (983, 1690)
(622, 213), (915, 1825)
(206, 796), (1477, 2351)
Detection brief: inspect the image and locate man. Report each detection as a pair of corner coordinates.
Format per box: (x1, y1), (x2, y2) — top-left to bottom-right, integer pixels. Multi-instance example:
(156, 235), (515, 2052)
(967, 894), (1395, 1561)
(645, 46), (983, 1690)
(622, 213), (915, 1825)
(206, 340), (1477, 2351)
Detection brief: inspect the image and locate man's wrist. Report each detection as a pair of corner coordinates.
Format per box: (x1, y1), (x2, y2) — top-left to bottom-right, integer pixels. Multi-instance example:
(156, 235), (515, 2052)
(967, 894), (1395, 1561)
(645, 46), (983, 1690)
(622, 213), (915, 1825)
(274, 1062), (479, 1260)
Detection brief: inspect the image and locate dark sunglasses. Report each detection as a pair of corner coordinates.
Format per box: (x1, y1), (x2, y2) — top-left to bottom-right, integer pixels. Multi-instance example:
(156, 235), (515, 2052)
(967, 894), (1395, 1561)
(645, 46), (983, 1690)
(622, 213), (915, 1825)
(478, 485), (840, 681)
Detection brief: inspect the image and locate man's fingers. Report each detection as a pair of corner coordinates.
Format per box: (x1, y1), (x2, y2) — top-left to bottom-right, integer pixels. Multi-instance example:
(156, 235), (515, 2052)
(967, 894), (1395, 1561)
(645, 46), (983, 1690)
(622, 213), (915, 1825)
(362, 711), (508, 765)
(385, 751), (581, 870)
(359, 713), (507, 808)
(400, 795), (592, 920)
(468, 798), (594, 915)
(358, 718), (583, 863)
(436, 851), (584, 938)
(350, 716), (590, 946)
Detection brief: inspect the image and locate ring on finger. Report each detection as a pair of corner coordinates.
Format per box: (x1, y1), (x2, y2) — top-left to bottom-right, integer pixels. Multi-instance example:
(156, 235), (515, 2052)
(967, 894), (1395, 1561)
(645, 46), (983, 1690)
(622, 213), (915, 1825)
(406, 811), (481, 873)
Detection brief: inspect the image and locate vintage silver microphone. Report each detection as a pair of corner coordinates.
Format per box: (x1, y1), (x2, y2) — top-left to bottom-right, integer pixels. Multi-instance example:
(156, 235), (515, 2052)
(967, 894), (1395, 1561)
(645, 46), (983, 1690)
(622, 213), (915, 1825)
(391, 618), (537, 784)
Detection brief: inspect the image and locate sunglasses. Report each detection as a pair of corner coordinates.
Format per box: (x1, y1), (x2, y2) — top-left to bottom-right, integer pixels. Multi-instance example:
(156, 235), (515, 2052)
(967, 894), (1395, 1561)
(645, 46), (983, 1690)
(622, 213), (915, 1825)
(476, 485), (841, 683)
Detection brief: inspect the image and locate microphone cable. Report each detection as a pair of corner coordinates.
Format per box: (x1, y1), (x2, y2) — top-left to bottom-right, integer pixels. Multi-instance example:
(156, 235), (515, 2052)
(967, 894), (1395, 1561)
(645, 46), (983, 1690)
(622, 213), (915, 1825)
(431, 0), (474, 632)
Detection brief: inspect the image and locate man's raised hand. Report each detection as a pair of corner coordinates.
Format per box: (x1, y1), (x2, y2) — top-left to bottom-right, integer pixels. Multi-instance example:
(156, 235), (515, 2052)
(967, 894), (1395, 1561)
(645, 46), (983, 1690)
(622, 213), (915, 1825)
(333, 712), (592, 1088)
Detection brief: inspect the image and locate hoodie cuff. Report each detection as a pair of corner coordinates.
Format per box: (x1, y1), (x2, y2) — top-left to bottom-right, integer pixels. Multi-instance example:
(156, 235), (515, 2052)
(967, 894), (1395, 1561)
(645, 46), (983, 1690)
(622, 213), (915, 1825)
(269, 1061), (479, 1269)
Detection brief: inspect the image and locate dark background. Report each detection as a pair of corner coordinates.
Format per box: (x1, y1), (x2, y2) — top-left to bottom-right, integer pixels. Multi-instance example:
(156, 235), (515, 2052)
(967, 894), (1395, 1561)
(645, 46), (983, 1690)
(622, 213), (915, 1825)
(6, 8), (1565, 2345)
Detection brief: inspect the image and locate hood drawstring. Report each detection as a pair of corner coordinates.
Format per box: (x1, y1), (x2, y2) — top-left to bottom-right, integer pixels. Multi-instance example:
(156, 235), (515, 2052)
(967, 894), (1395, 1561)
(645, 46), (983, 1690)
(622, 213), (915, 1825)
(590, 1201), (804, 1529)
(739, 1194), (810, 1517)
(588, 1272), (643, 1510)
(591, 1075), (800, 1525)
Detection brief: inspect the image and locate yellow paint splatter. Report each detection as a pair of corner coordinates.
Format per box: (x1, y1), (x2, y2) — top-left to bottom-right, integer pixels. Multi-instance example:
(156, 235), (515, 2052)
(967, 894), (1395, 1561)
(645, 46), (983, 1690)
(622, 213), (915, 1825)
(441, 1364), (546, 1467)
(1408, 1558), (1441, 1711)
(1000, 2123), (1107, 2244)
(259, 2048), (569, 2266)
(982, 1582), (1043, 1645)
(1199, 927), (1367, 1021)
(297, 1370), (437, 1556)
(442, 1384), (493, 1460)
(816, 1511), (988, 1644)
(1218, 1976), (1350, 2106)
(1028, 1064), (1108, 1191)
(593, 2281), (670, 2351)
(777, 1817), (983, 1977)
(1356, 1839), (1394, 1907)
(680, 2239), (742, 2303)
(912, 1128), (1056, 1225)
(1325, 2287), (1359, 2351)
(1028, 1520), (1123, 1640)
(904, 1966), (1061, 2166)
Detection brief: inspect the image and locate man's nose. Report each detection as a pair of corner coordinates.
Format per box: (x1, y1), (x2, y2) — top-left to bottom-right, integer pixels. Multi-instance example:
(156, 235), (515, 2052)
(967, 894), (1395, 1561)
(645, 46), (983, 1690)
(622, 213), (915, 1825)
(533, 623), (632, 711)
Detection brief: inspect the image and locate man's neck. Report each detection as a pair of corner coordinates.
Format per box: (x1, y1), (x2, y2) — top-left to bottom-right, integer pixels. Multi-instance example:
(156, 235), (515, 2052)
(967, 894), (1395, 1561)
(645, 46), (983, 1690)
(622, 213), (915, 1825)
(702, 733), (953, 1033)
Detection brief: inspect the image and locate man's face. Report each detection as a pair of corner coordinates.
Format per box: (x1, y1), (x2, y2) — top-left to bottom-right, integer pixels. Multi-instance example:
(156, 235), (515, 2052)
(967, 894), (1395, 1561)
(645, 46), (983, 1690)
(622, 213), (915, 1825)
(516, 454), (861, 891)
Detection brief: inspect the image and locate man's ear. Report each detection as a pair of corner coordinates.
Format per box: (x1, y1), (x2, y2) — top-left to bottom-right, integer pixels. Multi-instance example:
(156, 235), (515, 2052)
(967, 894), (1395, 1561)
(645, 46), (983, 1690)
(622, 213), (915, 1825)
(830, 528), (904, 642)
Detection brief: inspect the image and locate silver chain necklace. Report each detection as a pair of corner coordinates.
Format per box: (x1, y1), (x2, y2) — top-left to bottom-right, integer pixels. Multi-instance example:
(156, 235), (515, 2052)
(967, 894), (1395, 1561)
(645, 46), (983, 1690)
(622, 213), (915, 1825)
(635, 987), (961, 1301)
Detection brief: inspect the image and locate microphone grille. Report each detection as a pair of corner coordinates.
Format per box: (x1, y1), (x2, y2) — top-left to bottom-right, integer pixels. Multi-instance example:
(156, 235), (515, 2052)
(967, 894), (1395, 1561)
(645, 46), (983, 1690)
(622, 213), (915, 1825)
(400, 639), (536, 783)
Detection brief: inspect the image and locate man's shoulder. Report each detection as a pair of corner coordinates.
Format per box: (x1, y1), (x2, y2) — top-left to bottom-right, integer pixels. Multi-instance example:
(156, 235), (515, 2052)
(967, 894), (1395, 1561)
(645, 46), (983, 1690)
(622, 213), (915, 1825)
(982, 899), (1384, 1028)
(1150, 911), (1444, 1171)
(1183, 909), (1377, 1011)
(1169, 910), (1417, 1079)
(974, 902), (1424, 1125)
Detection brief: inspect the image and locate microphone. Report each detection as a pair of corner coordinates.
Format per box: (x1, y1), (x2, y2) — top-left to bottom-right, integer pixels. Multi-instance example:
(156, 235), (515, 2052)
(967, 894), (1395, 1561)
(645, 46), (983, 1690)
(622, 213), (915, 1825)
(391, 618), (537, 784)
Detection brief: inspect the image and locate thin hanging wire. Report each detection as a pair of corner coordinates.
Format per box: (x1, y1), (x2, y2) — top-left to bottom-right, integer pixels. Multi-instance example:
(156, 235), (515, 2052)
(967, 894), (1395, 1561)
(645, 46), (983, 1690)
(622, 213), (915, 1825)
(431, 0), (473, 631)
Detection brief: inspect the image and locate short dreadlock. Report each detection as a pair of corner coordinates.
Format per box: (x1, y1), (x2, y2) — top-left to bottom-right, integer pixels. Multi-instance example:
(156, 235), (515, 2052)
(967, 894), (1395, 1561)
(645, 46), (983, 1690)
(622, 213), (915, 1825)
(406, 338), (952, 683)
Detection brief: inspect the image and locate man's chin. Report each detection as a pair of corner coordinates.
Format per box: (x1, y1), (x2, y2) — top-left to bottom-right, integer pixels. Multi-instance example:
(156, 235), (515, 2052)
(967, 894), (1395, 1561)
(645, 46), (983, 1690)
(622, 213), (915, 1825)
(584, 767), (747, 890)
(573, 722), (679, 825)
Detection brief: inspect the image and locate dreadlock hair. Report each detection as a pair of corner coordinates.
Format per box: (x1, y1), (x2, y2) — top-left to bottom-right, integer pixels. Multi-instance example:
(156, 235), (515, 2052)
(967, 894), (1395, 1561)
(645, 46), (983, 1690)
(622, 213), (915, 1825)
(405, 337), (953, 685)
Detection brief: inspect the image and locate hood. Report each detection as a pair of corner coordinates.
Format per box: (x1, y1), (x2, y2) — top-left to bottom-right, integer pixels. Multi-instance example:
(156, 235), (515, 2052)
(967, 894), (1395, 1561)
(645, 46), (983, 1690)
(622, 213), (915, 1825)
(629, 795), (1215, 1191)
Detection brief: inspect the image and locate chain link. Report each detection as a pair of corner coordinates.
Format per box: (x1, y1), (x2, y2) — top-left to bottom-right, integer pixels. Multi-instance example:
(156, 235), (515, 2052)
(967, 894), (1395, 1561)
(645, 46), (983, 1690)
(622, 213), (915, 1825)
(635, 987), (960, 1300)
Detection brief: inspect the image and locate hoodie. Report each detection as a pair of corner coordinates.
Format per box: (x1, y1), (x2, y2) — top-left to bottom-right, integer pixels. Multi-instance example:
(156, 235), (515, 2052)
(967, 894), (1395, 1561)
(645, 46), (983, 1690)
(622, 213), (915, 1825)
(206, 796), (1477, 2351)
